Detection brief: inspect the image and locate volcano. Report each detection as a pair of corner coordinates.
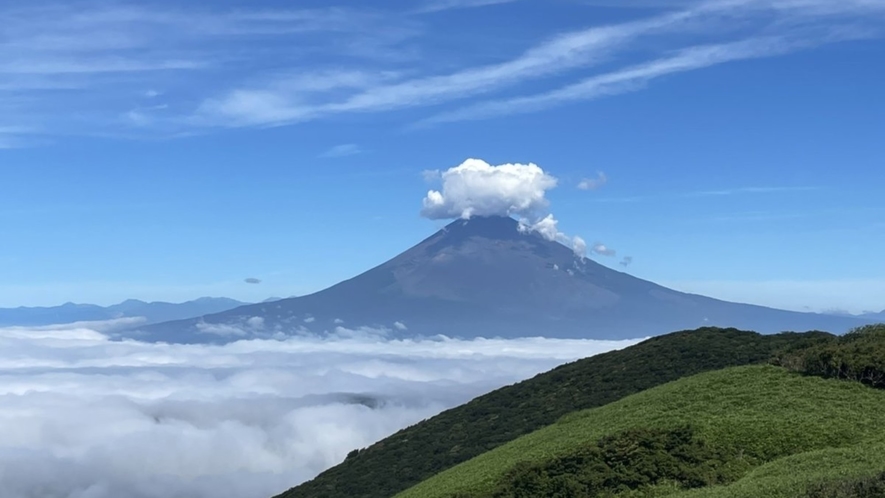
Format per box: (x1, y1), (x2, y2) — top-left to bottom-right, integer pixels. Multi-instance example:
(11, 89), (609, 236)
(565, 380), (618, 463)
(129, 216), (865, 343)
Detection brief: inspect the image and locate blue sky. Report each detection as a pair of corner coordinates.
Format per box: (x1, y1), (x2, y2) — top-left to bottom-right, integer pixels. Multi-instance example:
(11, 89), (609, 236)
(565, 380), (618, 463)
(1, 0), (883, 313)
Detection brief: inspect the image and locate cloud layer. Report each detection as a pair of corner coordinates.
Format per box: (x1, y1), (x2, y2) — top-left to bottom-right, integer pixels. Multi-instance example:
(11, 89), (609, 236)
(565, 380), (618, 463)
(0, 321), (640, 498)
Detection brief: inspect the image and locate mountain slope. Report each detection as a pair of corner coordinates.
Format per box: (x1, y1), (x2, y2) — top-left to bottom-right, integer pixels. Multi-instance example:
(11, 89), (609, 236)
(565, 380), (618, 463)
(669, 443), (885, 498)
(133, 216), (864, 343)
(0, 297), (249, 327)
(396, 364), (885, 498)
(272, 327), (832, 498)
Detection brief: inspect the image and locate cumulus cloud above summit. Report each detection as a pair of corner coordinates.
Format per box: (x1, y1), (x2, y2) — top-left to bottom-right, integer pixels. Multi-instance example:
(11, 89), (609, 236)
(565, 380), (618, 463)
(422, 158), (596, 258)
(421, 158), (557, 220)
(0, 321), (639, 498)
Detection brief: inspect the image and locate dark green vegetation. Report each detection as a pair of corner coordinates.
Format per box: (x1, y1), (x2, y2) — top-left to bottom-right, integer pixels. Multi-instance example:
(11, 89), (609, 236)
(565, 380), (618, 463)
(776, 324), (885, 389)
(803, 472), (885, 498)
(274, 327), (832, 498)
(668, 442), (885, 498)
(397, 364), (885, 498)
(480, 426), (744, 498)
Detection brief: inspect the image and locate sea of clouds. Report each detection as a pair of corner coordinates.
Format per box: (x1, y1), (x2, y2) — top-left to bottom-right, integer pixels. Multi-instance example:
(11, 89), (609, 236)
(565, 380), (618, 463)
(0, 320), (642, 498)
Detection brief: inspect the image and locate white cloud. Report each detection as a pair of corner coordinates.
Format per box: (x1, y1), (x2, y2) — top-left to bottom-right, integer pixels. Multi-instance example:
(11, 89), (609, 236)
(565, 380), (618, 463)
(318, 143), (362, 158)
(415, 0), (518, 14)
(422, 169), (442, 183)
(394, 321), (408, 331)
(421, 158), (557, 220)
(518, 215), (589, 259)
(420, 29), (871, 124)
(591, 243), (617, 257)
(196, 321), (251, 338)
(521, 214), (563, 242)
(0, 322), (641, 498)
(573, 236), (588, 259)
(578, 171), (608, 190)
(0, 317), (147, 336)
(420, 158), (593, 259)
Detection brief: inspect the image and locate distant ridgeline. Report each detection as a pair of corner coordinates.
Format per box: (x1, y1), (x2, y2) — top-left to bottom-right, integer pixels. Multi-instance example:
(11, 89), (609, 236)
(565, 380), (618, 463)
(272, 324), (885, 498)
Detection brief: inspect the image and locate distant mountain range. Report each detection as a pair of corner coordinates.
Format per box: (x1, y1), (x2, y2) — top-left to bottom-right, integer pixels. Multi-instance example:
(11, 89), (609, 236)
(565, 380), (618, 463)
(0, 297), (250, 328)
(130, 216), (871, 343)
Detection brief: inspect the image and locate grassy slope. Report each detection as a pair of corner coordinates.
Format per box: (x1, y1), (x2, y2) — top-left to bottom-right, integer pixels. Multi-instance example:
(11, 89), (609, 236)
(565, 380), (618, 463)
(275, 328), (831, 498)
(669, 442), (885, 498)
(396, 365), (885, 498)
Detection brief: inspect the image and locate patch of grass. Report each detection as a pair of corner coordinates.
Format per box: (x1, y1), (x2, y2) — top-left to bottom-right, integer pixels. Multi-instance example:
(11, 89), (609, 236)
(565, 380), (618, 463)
(395, 366), (885, 498)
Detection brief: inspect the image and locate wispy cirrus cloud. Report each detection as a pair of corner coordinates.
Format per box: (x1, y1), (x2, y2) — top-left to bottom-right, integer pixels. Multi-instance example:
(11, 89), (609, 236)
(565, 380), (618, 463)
(319, 143), (363, 158)
(578, 171), (608, 190)
(592, 184), (822, 203)
(0, 125), (41, 149)
(0, 2), (420, 142)
(417, 30), (858, 124)
(687, 186), (820, 196)
(414, 0), (518, 14)
(1, 0), (884, 144)
(200, 0), (885, 130)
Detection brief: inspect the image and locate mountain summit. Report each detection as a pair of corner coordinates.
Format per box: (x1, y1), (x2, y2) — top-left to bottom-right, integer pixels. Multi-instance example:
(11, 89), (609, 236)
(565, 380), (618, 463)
(131, 216), (864, 343)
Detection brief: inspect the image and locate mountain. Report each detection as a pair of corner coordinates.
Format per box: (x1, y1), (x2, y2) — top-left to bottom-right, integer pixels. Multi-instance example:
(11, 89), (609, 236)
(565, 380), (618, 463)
(0, 297), (249, 328)
(274, 327), (833, 498)
(131, 215), (866, 343)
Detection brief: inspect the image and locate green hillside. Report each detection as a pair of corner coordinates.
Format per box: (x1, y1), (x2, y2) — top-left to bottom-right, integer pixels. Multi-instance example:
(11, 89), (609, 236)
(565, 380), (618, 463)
(669, 443), (885, 498)
(396, 363), (885, 498)
(274, 328), (832, 498)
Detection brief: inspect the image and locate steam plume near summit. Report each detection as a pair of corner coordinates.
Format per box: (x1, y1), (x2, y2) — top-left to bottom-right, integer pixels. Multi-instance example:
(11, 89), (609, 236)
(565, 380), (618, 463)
(421, 158), (590, 257)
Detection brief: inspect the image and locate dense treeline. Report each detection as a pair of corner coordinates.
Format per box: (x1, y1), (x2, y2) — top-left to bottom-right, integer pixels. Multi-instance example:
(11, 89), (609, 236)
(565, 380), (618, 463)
(775, 324), (885, 389)
(275, 327), (833, 498)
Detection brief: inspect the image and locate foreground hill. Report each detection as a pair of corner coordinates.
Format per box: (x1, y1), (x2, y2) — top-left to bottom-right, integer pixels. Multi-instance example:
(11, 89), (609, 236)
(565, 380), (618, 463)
(397, 324), (885, 498)
(273, 327), (831, 498)
(0, 297), (248, 328)
(133, 216), (864, 343)
(397, 364), (885, 498)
